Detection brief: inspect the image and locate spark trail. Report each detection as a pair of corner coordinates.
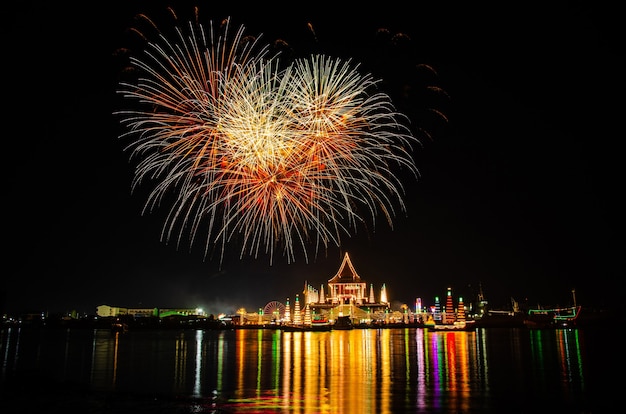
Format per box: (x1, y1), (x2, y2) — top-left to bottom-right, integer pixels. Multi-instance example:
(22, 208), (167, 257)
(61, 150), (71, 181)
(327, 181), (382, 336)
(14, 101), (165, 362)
(116, 16), (420, 265)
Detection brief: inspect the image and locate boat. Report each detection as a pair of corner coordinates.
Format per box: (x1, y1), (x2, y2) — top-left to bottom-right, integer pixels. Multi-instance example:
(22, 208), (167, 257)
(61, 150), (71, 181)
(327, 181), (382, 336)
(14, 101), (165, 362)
(309, 323), (333, 331)
(280, 317), (333, 332)
(281, 324), (331, 332)
(310, 315), (332, 331)
(523, 290), (582, 329)
(476, 310), (526, 328)
(524, 305), (581, 329)
(428, 320), (477, 332)
(111, 320), (129, 333)
(475, 298), (526, 328)
(332, 315), (354, 330)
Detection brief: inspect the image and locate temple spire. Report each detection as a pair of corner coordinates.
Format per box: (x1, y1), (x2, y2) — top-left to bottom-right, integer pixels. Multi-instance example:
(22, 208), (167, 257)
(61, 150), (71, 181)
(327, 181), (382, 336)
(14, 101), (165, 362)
(284, 297), (291, 322)
(457, 297), (466, 321)
(444, 287), (455, 324)
(293, 294), (301, 325)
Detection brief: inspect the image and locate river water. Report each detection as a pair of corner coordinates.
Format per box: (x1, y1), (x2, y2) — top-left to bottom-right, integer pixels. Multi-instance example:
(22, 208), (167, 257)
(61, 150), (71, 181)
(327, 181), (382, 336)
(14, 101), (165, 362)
(0, 326), (618, 413)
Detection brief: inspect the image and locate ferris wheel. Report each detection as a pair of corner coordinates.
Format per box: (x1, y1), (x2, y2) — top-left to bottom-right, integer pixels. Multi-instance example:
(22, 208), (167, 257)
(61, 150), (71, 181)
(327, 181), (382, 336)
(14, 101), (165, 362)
(263, 300), (286, 318)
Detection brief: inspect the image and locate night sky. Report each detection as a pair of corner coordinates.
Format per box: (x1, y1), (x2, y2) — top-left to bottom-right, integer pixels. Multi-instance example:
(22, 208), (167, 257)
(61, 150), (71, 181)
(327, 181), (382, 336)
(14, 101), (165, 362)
(4, 1), (623, 316)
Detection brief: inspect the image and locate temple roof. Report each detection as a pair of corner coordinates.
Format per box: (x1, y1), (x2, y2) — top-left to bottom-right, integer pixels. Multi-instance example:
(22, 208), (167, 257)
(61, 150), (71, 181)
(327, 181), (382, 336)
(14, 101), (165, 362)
(328, 252), (363, 283)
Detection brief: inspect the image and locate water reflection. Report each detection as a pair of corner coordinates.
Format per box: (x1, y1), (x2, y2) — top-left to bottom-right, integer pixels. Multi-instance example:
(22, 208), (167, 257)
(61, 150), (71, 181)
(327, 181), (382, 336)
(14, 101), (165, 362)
(0, 326), (597, 412)
(529, 328), (585, 399)
(420, 329), (484, 412)
(220, 329), (486, 413)
(91, 328), (120, 388)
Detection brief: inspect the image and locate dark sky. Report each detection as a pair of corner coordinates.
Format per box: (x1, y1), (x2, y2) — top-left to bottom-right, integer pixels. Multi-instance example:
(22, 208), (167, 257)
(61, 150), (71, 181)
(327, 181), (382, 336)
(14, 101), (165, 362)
(4, 1), (623, 316)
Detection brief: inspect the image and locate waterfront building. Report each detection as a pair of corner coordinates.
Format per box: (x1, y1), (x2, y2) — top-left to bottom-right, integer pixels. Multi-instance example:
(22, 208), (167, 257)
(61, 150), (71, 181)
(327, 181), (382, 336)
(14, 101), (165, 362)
(291, 252), (392, 325)
(96, 305), (206, 319)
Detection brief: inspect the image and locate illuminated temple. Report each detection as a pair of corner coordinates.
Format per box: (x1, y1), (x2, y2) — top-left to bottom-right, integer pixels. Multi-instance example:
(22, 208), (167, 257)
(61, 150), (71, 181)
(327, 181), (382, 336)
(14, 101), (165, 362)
(263, 252), (395, 326)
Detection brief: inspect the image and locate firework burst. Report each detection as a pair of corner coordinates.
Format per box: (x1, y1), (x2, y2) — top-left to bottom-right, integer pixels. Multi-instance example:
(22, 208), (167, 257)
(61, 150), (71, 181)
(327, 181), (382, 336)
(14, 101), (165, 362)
(116, 15), (421, 265)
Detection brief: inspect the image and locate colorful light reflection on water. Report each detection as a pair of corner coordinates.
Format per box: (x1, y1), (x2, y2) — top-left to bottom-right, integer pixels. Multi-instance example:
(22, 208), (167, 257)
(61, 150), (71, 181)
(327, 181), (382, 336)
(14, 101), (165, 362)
(0, 326), (610, 412)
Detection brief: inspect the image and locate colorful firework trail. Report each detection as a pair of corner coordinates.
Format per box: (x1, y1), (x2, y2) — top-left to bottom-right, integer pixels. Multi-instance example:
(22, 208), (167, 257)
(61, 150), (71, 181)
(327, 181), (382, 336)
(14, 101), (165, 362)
(116, 14), (422, 265)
